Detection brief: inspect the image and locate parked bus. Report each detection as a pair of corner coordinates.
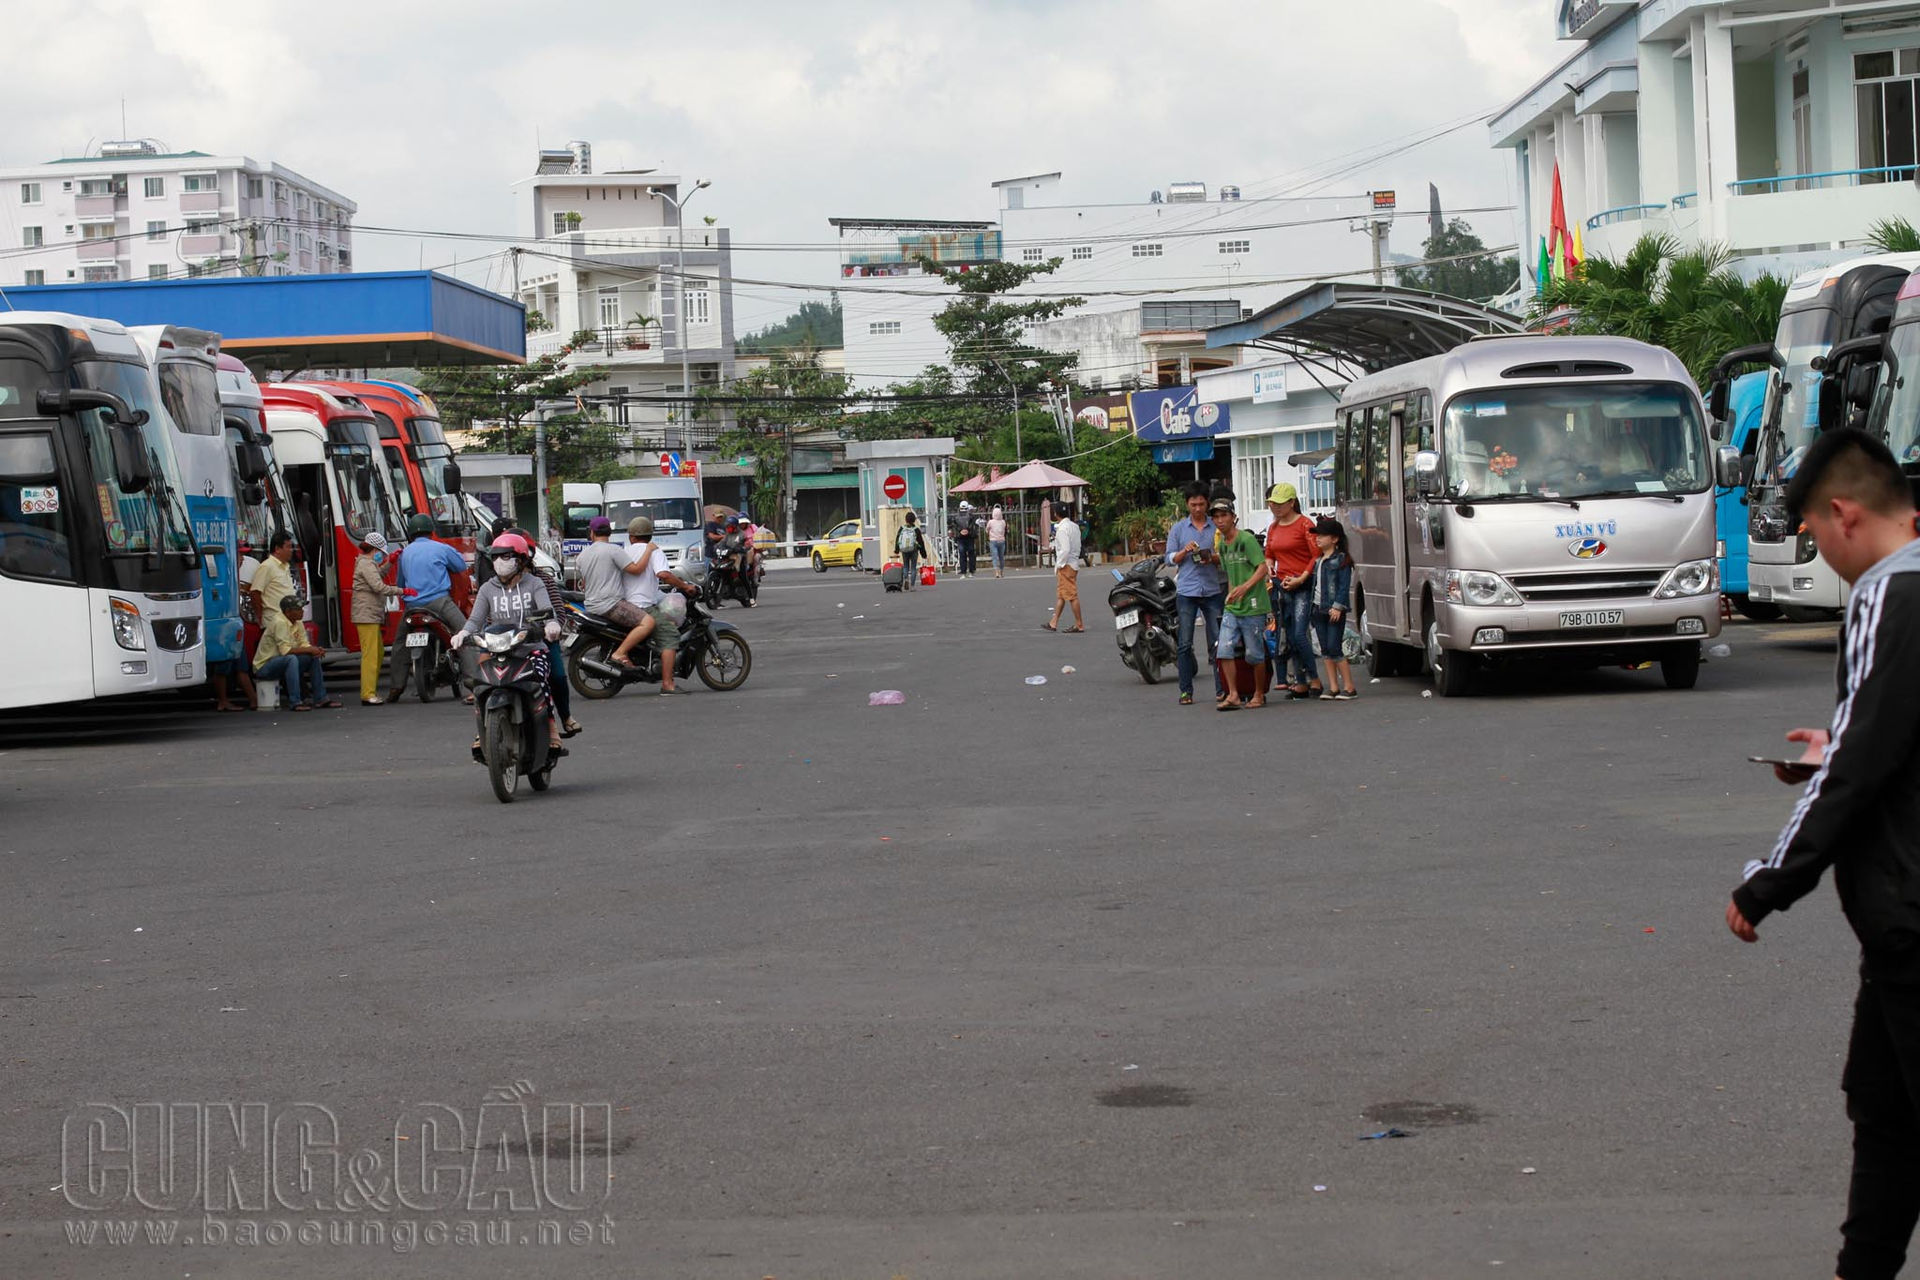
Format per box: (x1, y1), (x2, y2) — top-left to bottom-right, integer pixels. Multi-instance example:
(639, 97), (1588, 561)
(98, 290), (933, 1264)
(1337, 334), (1738, 697)
(217, 355), (302, 652)
(1869, 269), (1920, 486)
(310, 379), (473, 554)
(0, 312), (204, 709)
(259, 383), (405, 650)
(1716, 371), (1776, 619)
(1743, 252), (1920, 620)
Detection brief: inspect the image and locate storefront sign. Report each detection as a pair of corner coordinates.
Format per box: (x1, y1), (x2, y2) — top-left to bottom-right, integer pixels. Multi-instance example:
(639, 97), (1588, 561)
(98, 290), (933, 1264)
(1071, 393), (1133, 434)
(1252, 368), (1289, 404)
(1128, 386), (1230, 443)
(1152, 440), (1215, 464)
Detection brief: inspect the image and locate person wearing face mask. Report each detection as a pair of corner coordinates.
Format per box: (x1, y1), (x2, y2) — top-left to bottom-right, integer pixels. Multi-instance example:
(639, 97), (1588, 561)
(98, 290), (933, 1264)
(350, 531), (404, 705)
(452, 533), (565, 758)
(386, 513), (478, 703)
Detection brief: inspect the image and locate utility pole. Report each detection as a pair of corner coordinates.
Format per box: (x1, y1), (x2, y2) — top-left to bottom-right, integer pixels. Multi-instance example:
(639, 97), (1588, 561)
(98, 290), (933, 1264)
(1356, 190), (1396, 286)
(649, 180), (711, 456)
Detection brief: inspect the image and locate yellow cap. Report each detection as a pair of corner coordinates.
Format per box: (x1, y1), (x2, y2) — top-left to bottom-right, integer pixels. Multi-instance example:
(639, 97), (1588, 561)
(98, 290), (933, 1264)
(1266, 482), (1298, 505)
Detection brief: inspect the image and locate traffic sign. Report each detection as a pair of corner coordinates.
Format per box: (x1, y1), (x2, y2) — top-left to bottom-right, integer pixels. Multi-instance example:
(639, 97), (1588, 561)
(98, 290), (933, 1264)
(882, 473), (907, 501)
(660, 452), (681, 476)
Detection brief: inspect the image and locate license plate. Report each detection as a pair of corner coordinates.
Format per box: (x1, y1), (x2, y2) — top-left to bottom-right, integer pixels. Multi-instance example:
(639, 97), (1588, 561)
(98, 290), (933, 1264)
(1750, 584), (1772, 601)
(1558, 609), (1626, 628)
(175, 662), (194, 680)
(1114, 608), (1140, 629)
(405, 631), (431, 648)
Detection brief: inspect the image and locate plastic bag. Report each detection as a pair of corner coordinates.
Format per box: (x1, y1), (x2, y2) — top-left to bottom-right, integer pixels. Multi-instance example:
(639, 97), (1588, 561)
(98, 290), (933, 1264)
(1342, 620), (1366, 662)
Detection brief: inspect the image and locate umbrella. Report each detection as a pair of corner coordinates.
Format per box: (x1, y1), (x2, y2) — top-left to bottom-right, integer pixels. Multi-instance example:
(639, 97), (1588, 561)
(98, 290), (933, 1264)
(950, 473), (988, 493)
(983, 460), (1090, 491)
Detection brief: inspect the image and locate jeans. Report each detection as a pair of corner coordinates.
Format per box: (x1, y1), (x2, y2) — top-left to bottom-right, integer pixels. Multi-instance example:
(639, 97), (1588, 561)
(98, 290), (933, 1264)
(901, 550), (919, 589)
(957, 539), (977, 574)
(1215, 610), (1267, 662)
(547, 640), (571, 722)
(257, 653), (326, 707)
(1175, 592), (1225, 698)
(1277, 585), (1316, 687)
(388, 595), (476, 691)
(1837, 974), (1920, 1280)
(989, 541), (1007, 572)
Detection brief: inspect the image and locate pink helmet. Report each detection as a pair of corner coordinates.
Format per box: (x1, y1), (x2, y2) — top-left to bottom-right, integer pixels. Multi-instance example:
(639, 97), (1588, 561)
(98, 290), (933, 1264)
(485, 532), (532, 559)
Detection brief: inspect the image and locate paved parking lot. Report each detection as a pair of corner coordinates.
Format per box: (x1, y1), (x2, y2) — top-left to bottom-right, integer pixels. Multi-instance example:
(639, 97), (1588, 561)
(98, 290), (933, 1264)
(0, 568), (1864, 1278)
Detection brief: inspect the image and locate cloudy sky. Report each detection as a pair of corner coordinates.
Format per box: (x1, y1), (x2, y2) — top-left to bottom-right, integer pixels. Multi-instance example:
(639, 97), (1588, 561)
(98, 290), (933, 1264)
(8, 0), (1565, 333)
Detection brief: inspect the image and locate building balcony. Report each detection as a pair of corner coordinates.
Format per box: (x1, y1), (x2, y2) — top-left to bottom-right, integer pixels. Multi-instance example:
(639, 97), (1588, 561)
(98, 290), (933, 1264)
(179, 233), (226, 257)
(76, 238), (122, 261)
(1582, 167), (1919, 263)
(179, 191), (223, 214)
(528, 324), (669, 363)
(75, 195), (118, 218)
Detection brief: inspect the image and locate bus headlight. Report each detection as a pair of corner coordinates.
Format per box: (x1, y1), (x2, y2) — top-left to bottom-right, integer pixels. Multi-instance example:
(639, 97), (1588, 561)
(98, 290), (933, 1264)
(1445, 570), (1522, 608)
(109, 598), (146, 651)
(1655, 559), (1717, 599)
(1794, 529), (1818, 564)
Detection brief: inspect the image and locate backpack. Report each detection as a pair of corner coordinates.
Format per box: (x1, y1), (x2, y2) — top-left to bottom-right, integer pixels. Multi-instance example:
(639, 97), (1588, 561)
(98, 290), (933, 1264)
(897, 524), (922, 555)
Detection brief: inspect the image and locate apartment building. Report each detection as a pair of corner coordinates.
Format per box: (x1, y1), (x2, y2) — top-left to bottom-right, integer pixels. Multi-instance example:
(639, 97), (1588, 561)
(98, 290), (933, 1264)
(0, 140), (355, 286)
(1493, 0), (1920, 284)
(511, 142), (736, 451)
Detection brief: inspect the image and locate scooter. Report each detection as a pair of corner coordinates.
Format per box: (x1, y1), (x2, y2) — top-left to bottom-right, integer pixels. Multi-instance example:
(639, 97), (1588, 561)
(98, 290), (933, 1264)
(1107, 558), (1179, 685)
(705, 537), (760, 608)
(472, 612), (561, 803)
(398, 604), (461, 702)
(566, 588), (752, 698)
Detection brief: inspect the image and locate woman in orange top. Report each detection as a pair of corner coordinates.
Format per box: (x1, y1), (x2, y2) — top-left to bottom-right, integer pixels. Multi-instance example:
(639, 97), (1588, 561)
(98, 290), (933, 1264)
(1263, 482), (1321, 699)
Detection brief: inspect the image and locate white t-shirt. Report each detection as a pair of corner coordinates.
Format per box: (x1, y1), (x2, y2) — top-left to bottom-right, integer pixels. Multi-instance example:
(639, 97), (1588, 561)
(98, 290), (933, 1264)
(1053, 518), (1081, 567)
(621, 542), (667, 608)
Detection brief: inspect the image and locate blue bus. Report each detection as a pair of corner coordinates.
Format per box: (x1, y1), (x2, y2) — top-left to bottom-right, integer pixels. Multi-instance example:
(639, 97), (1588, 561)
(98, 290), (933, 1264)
(1717, 370), (1778, 620)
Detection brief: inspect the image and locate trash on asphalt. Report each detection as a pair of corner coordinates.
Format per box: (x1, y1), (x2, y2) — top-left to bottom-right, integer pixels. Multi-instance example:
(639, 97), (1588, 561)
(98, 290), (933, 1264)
(1359, 1128), (1412, 1140)
(1708, 644), (1732, 657)
(1421, 689), (1433, 698)
(1061, 665), (1076, 675)
(1521, 1167), (1537, 1175)
(868, 690), (906, 706)
(1024, 676), (1048, 686)
(837, 602), (845, 608)
(1312, 1184), (1328, 1193)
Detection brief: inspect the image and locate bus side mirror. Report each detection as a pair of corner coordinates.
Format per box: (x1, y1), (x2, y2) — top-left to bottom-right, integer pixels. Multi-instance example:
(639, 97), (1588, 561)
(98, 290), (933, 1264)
(237, 442), (270, 483)
(1706, 377), (1730, 427)
(443, 461), (462, 493)
(242, 482), (267, 506)
(110, 423), (154, 494)
(1413, 450), (1440, 497)
(37, 387), (150, 429)
(355, 470), (373, 501)
(1846, 364), (1879, 409)
(1716, 446), (1744, 490)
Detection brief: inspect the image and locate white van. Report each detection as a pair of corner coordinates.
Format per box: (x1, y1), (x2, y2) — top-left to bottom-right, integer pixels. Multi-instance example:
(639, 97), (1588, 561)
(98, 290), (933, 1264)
(602, 475), (706, 572)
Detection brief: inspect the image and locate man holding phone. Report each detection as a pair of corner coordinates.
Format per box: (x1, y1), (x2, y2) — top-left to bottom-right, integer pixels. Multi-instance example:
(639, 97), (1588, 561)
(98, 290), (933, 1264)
(1165, 482), (1226, 707)
(1725, 429), (1920, 1280)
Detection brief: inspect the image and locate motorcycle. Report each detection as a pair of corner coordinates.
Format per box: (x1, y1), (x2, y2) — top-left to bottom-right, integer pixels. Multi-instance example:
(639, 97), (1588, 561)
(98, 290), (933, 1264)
(397, 605), (461, 702)
(705, 537), (760, 608)
(566, 588), (752, 698)
(1107, 557), (1179, 685)
(472, 613), (561, 803)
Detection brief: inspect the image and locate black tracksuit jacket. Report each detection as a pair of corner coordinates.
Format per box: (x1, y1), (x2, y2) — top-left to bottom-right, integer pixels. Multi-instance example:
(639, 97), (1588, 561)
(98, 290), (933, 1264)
(1733, 538), (1920, 983)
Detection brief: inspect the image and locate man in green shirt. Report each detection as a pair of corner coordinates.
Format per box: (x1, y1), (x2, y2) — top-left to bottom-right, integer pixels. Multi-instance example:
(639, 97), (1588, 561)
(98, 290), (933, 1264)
(1212, 499), (1270, 711)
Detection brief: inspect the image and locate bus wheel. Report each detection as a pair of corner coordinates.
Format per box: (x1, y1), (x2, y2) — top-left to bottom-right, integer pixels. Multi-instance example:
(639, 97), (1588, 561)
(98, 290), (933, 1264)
(1660, 642), (1702, 690)
(1781, 604), (1841, 623)
(1732, 595), (1782, 622)
(1426, 616), (1473, 697)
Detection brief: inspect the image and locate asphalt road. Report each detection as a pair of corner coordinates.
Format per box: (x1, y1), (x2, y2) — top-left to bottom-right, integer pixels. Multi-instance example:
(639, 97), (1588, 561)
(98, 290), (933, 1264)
(0, 567), (1867, 1279)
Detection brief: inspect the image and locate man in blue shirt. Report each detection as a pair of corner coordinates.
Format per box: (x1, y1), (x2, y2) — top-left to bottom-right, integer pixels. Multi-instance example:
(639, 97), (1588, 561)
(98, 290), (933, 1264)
(386, 513), (477, 701)
(1164, 482), (1226, 706)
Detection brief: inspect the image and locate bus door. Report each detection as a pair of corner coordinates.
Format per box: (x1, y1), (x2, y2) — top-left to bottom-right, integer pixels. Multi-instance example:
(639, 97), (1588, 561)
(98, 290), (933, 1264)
(0, 417), (93, 709)
(1350, 404), (1397, 632)
(1392, 392), (1434, 637)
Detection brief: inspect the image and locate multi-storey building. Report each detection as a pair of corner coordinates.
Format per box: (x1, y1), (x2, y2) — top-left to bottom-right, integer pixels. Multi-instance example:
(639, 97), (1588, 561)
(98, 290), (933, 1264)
(834, 173), (1385, 392)
(1493, 0), (1920, 285)
(0, 140), (355, 285)
(512, 143), (736, 452)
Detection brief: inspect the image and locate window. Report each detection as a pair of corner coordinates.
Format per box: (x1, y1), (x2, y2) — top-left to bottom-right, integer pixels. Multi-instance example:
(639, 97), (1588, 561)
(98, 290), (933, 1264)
(21, 227), (41, 248)
(1020, 247), (1043, 262)
(22, 270), (42, 286)
(245, 177), (263, 199)
(144, 177), (165, 198)
(0, 429), (74, 582)
(1855, 47), (1919, 181)
(598, 287), (622, 333)
(1142, 300), (1242, 330)
(1338, 409), (1366, 502)
(148, 264), (168, 280)
(79, 179), (112, 197)
(1131, 242), (1163, 257)
(80, 224), (115, 241)
(1071, 245), (1092, 260)
(82, 266), (116, 282)
(552, 211), (578, 236)
(686, 287), (710, 327)
(1218, 239), (1250, 254)
(19, 183), (39, 204)
(183, 174), (216, 193)
(1368, 406), (1392, 499)
(146, 220), (166, 241)
(869, 320), (901, 335)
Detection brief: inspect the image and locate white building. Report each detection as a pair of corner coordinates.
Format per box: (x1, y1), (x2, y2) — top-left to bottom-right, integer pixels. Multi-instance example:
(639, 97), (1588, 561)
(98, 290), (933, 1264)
(512, 143), (736, 451)
(1492, 0), (1920, 285)
(1199, 355), (1354, 520)
(835, 173), (1387, 392)
(0, 141), (355, 286)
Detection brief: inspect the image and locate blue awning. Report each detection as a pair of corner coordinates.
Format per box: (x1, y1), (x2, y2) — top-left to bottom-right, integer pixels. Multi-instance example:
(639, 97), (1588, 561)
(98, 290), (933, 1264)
(1, 270), (525, 366)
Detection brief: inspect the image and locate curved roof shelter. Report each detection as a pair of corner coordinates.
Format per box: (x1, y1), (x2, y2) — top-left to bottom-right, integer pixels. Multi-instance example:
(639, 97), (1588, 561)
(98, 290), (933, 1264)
(1205, 282), (1525, 375)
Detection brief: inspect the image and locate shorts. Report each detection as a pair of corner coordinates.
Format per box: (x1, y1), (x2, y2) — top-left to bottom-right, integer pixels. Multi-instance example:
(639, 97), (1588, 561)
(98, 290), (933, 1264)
(1055, 565), (1079, 602)
(1215, 610), (1267, 662)
(1312, 616), (1345, 659)
(604, 600), (648, 630)
(645, 602), (681, 652)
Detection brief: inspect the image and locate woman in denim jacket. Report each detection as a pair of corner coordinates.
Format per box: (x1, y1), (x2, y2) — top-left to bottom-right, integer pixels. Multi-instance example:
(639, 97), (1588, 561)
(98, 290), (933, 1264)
(1309, 517), (1358, 700)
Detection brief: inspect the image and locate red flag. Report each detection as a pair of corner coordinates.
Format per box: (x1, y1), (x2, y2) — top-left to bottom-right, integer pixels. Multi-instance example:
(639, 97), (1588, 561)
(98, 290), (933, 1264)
(1548, 163), (1574, 279)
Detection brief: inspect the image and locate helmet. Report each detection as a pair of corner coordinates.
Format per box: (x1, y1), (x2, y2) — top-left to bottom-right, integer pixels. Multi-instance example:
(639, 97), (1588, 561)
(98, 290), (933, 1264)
(406, 513), (435, 539)
(485, 532), (533, 559)
(725, 514), (740, 528)
(627, 516), (654, 539)
(490, 516), (516, 538)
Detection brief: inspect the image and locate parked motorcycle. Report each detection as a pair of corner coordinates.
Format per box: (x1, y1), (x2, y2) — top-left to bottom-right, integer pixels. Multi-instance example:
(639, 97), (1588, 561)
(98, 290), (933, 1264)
(566, 588), (752, 698)
(398, 605), (461, 702)
(1107, 558), (1179, 685)
(472, 613), (561, 803)
(705, 536), (760, 608)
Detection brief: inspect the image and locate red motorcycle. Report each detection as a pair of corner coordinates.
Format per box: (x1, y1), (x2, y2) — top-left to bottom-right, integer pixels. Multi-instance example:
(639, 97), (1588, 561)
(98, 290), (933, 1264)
(397, 604), (462, 702)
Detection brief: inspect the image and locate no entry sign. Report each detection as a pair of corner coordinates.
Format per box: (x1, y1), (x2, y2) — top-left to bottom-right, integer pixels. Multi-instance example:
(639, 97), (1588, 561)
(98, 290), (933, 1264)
(882, 473), (907, 501)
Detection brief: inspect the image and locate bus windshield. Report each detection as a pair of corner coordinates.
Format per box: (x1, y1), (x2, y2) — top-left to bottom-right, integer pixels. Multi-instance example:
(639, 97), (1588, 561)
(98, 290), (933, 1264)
(1762, 307), (1841, 484)
(1878, 320), (1920, 465)
(75, 360), (194, 555)
(1442, 382), (1710, 501)
(157, 360), (221, 436)
(225, 424), (277, 550)
(407, 421), (466, 533)
(606, 497), (700, 533)
(563, 505), (602, 538)
(328, 444), (394, 542)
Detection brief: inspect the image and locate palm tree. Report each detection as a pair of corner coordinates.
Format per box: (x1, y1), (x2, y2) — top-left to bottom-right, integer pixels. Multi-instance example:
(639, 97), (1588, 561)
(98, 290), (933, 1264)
(1531, 234), (1787, 384)
(1866, 217), (1920, 253)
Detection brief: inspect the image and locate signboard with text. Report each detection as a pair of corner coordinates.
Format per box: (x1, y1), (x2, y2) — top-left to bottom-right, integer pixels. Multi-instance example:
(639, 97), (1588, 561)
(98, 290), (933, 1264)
(1127, 386), (1230, 444)
(1071, 393), (1133, 434)
(1252, 368), (1289, 404)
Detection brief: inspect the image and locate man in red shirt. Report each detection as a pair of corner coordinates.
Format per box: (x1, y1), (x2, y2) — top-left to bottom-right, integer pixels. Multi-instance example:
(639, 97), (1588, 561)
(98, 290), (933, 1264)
(1264, 483), (1320, 699)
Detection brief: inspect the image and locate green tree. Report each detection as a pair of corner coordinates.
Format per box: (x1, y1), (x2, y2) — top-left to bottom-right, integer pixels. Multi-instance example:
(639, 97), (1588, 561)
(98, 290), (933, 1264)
(1867, 216), (1920, 253)
(1396, 218), (1520, 301)
(1072, 432), (1166, 550)
(1532, 234), (1787, 384)
(916, 255), (1084, 397)
(736, 297), (844, 354)
(701, 347), (850, 529)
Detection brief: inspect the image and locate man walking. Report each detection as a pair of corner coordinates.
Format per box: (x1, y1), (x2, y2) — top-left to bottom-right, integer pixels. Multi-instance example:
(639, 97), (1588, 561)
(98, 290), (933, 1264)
(386, 514), (477, 703)
(1044, 504), (1084, 633)
(1164, 482), (1226, 707)
(1725, 430), (1920, 1280)
(954, 503), (978, 578)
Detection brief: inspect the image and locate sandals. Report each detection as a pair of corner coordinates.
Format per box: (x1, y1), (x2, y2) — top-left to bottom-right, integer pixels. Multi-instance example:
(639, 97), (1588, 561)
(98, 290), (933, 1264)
(560, 718), (583, 738)
(1041, 623), (1058, 632)
(1063, 626), (1085, 633)
(1179, 692), (1194, 706)
(315, 699), (342, 709)
(1216, 699), (1242, 712)
(471, 740), (486, 764)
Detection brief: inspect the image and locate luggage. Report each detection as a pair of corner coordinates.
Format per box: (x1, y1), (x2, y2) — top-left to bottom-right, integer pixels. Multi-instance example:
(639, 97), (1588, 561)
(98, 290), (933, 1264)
(882, 562), (906, 592)
(919, 565), (937, 586)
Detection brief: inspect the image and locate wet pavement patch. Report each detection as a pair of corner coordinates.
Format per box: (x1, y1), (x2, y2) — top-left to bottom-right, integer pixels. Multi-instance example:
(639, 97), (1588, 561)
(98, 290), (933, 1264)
(1097, 1083), (1194, 1108)
(1361, 1100), (1481, 1127)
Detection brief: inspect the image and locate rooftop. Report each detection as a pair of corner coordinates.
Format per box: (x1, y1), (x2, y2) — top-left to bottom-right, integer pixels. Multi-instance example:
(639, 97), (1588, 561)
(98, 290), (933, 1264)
(44, 150), (211, 165)
(828, 217), (996, 231)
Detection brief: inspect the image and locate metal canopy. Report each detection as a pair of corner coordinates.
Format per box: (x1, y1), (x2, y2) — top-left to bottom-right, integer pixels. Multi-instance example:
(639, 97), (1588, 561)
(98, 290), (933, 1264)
(1205, 282), (1524, 374)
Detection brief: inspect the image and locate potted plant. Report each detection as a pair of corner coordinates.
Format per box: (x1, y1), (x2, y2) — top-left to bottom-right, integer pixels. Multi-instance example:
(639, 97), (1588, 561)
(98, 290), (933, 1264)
(623, 312), (655, 350)
(562, 211), (583, 231)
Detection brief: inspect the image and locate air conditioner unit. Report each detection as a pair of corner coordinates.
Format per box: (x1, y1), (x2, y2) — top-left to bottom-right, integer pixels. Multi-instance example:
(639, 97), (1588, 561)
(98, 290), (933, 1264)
(697, 368), (717, 382)
(61, 181), (72, 192)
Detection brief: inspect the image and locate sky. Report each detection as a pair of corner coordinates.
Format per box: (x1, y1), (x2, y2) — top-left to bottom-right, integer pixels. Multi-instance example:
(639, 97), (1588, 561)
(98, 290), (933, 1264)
(6, 0), (1567, 334)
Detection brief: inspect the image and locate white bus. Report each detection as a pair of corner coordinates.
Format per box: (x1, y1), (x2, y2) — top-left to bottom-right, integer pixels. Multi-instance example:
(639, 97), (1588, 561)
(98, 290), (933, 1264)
(0, 313), (205, 709)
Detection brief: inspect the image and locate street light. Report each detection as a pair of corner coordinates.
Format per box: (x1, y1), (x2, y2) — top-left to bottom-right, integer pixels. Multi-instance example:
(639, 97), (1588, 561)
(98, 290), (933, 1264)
(648, 179), (711, 454)
(989, 358), (1024, 461)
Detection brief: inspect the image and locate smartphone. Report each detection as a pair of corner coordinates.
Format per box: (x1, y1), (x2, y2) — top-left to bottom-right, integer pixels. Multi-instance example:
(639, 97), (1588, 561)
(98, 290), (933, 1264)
(1750, 756), (1818, 780)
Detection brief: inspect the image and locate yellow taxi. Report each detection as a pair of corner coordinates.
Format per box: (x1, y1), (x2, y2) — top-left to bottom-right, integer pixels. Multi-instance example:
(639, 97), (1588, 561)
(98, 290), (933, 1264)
(809, 519), (866, 572)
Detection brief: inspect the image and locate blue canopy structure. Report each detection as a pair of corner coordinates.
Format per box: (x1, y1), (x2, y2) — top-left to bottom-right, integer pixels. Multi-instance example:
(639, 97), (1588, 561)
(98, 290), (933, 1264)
(0, 270), (525, 367)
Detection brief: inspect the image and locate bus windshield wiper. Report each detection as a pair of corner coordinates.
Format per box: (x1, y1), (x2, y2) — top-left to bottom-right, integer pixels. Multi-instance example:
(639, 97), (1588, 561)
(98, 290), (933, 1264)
(1580, 488), (1685, 503)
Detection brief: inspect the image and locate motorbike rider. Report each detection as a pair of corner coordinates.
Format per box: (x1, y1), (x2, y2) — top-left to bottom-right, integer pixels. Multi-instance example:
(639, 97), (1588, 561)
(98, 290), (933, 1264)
(387, 513), (478, 703)
(452, 532), (564, 760)
(611, 515), (700, 694)
(718, 515), (758, 605)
